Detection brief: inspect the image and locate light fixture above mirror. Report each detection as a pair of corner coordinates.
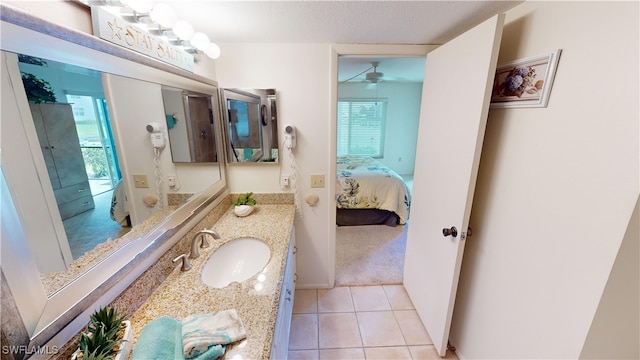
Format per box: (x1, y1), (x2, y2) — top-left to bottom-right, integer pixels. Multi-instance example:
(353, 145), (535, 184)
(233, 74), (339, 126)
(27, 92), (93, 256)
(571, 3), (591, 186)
(80, 0), (221, 60)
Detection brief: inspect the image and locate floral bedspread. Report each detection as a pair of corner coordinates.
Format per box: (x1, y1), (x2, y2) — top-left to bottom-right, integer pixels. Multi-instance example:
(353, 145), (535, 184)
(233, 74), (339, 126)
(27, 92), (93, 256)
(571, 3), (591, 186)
(336, 156), (411, 224)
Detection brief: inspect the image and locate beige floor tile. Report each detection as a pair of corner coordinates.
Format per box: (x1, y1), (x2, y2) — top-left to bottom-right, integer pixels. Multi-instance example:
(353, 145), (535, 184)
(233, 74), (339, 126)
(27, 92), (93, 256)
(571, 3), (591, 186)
(294, 289), (318, 314)
(317, 287), (354, 313)
(364, 346), (413, 359)
(288, 349), (320, 360)
(356, 311), (405, 347)
(394, 310), (432, 345)
(319, 348), (365, 360)
(408, 345), (459, 359)
(350, 285), (391, 311)
(318, 313), (363, 349)
(289, 314), (318, 350)
(383, 284), (415, 310)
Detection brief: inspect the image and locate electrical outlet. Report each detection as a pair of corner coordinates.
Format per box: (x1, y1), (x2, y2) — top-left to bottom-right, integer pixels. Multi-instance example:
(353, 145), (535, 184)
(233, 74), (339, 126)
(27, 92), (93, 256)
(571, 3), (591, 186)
(310, 174), (325, 188)
(167, 175), (176, 188)
(281, 175), (290, 187)
(133, 174), (149, 188)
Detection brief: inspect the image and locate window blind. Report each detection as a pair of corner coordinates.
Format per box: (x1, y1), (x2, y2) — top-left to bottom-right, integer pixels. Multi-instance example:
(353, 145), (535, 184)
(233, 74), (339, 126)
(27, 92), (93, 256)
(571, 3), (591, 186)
(337, 100), (386, 157)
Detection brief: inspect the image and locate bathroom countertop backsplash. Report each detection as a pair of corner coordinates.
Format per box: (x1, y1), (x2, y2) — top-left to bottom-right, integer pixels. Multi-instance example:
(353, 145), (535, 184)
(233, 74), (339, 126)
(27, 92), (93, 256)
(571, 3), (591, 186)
(128, 196), (295, 359)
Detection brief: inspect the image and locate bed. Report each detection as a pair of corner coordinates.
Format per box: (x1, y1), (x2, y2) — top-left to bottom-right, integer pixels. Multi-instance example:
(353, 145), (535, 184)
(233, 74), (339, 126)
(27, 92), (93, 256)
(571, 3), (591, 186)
(336, 155), (411, 226)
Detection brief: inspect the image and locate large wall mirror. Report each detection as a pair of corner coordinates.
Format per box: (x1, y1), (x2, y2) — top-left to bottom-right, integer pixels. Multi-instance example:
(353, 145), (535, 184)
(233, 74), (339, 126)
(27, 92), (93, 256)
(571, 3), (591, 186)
(222, 88), (279, 163)
(0, 4), (227, 351)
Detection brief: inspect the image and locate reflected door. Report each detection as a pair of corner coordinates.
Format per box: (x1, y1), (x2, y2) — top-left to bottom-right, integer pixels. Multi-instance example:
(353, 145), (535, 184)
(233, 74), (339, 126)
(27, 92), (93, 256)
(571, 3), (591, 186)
(185, 95), (217, 162)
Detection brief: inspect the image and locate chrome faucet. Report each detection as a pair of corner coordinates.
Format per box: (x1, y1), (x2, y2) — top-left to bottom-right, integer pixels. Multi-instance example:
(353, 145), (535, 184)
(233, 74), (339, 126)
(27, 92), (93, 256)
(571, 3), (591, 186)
(190, 229), (221, 259)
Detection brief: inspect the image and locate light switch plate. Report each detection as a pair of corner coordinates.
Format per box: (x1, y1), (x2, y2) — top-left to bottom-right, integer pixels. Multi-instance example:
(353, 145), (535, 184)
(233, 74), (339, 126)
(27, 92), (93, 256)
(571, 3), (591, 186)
(133, 174), (149, 188)
(310, 174), (325, 188)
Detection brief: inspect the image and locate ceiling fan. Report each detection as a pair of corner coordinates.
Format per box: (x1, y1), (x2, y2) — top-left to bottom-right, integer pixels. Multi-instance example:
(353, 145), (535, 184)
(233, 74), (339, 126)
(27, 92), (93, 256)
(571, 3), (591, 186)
(365, 61), (384, 83)
(340, 61), (388, 84)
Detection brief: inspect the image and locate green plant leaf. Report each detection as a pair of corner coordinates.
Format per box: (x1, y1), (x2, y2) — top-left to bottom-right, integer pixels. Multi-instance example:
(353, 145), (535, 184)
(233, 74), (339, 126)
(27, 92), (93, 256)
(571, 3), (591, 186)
(20, 72), (57, 103)
(79, 306), (128, 359)
(233, 192), (257, 206)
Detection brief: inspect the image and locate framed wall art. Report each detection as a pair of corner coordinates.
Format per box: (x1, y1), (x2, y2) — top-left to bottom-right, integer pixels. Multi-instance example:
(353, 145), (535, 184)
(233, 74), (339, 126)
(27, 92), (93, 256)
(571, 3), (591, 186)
(490, 49), (562, 108)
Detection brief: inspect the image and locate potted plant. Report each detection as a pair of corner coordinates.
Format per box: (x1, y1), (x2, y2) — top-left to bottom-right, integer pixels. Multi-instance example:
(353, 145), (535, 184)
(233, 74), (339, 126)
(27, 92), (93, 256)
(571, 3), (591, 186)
(233, 192), (257, 217)
(73, 306), (132, 360)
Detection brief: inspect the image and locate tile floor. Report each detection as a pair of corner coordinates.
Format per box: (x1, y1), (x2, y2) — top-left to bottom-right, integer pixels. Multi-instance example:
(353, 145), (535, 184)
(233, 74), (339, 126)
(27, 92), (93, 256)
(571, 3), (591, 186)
(288, 285), (458, 360)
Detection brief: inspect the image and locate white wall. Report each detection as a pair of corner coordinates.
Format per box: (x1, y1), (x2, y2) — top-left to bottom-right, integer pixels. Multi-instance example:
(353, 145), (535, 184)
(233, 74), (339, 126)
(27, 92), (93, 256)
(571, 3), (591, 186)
(450, 2), (639, 359)
(162, 88), (191, 162)
(215, 43), (335, 287)
(338, 81), (422, 175)
(102, 74), (170, 224)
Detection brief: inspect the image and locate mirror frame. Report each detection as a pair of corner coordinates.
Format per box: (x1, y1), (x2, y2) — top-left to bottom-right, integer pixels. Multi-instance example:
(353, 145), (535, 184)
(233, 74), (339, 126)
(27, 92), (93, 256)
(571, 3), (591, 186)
(0, 3), (227, 351)
(222, 88), (279, 163)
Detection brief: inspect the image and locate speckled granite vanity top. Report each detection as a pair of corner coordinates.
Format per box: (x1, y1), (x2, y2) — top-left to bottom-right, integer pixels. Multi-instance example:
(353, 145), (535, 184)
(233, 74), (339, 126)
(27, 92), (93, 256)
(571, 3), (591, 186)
(129, 203), (295, 359)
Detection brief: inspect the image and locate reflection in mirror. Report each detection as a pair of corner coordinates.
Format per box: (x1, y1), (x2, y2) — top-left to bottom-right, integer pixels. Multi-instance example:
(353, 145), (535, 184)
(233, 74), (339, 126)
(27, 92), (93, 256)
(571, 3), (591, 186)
(13, 53), (133, 278)
(222, 88), (279, 163)
(162, 86), (219, 163)
(1, 5), (226, 348)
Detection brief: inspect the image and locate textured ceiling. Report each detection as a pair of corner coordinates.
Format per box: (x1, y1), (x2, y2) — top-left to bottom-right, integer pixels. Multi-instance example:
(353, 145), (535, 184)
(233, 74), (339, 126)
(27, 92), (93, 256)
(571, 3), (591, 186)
(159, 0), (522, 82)
(79, 0), (522, 82)
(163, 1), (521, 45)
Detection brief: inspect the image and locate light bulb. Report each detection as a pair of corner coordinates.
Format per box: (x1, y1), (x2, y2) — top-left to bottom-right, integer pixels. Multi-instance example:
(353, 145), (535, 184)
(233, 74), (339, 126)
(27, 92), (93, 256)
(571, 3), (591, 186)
(190, 32), (210, 51)
(172, 20), (194, 40)
(125, 0), (153, 13)
(204, 42), (221, 59)
(149, 3), (177, 28)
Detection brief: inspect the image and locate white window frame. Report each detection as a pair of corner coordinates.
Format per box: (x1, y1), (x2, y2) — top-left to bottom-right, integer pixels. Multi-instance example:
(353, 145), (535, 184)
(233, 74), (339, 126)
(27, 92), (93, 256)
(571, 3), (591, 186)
(337, 98), (387, 158)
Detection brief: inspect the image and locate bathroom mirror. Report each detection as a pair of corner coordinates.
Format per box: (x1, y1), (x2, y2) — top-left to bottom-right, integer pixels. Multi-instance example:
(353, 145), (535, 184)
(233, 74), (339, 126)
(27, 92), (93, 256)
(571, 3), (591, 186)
(163, 86), (220, 163)
(222, 88), (279, 163)
(0, 4), (226, 350)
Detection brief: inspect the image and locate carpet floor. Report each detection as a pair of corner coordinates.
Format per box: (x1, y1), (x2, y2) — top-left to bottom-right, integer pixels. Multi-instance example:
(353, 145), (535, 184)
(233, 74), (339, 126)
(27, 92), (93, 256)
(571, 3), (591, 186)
(335, 224), (408, 286)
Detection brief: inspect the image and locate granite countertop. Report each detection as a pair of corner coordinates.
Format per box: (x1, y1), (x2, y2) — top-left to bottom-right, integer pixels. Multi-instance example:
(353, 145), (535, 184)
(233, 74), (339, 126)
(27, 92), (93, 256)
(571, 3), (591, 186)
(129, 203), (295, 359)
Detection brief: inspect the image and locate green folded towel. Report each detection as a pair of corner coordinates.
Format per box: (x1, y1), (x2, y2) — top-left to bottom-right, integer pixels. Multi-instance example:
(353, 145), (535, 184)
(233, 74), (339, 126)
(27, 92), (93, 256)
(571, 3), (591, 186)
(181, 310), (246, 359)
(132, 316), (184, 360)
(187, 344), (225, 360)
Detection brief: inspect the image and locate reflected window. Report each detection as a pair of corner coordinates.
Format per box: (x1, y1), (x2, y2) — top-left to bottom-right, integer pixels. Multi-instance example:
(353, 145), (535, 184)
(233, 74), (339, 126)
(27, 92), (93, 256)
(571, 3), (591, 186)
(66, 94), (121, 195)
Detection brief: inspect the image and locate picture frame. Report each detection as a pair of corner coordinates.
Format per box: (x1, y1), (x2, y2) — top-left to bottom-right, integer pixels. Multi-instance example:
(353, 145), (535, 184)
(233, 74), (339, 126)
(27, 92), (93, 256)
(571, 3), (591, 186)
(490, 49), (562, 108)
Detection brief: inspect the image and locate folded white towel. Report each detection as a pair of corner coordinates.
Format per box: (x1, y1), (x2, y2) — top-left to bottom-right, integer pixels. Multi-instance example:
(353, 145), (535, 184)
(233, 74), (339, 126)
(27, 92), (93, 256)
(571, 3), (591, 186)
(181, 309), (247, 359)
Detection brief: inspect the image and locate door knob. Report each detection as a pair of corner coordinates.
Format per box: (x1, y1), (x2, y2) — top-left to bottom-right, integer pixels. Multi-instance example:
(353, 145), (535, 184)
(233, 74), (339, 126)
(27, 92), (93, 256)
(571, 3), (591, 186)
(442, 226), (458, 237)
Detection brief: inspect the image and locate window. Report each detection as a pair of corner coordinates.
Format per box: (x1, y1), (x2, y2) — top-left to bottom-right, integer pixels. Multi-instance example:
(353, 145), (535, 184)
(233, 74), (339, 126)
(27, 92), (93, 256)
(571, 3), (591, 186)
(337, 100), (386, 157)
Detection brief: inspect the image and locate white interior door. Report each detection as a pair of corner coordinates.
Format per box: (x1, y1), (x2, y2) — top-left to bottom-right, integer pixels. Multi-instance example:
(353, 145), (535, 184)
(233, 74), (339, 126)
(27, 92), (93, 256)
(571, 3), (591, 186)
(403, 14), (504, 356)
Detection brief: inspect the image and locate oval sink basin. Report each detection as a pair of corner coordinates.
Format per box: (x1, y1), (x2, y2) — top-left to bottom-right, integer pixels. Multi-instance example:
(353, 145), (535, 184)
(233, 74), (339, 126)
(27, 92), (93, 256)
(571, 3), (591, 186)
(201, 237), (271, 288)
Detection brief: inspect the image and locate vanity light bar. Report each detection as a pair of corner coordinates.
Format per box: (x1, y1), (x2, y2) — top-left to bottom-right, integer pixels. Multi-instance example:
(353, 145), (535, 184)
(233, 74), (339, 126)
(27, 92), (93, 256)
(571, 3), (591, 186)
(77, 0), (221, 59)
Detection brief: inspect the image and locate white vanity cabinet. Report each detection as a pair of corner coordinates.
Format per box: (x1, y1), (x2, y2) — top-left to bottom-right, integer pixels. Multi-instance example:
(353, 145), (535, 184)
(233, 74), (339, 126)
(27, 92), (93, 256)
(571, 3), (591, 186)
(270, 225), (296, 359)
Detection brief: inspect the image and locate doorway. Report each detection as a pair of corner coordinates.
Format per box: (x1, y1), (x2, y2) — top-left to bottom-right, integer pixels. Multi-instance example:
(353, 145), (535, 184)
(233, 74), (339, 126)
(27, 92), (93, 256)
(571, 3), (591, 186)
(330, 47), (434, 286)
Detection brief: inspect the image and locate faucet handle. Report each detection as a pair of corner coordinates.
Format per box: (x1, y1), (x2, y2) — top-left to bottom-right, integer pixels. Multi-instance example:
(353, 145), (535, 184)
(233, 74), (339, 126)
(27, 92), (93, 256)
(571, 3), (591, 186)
(172, 254), (192, 271)
(200, 233), (210, 249)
